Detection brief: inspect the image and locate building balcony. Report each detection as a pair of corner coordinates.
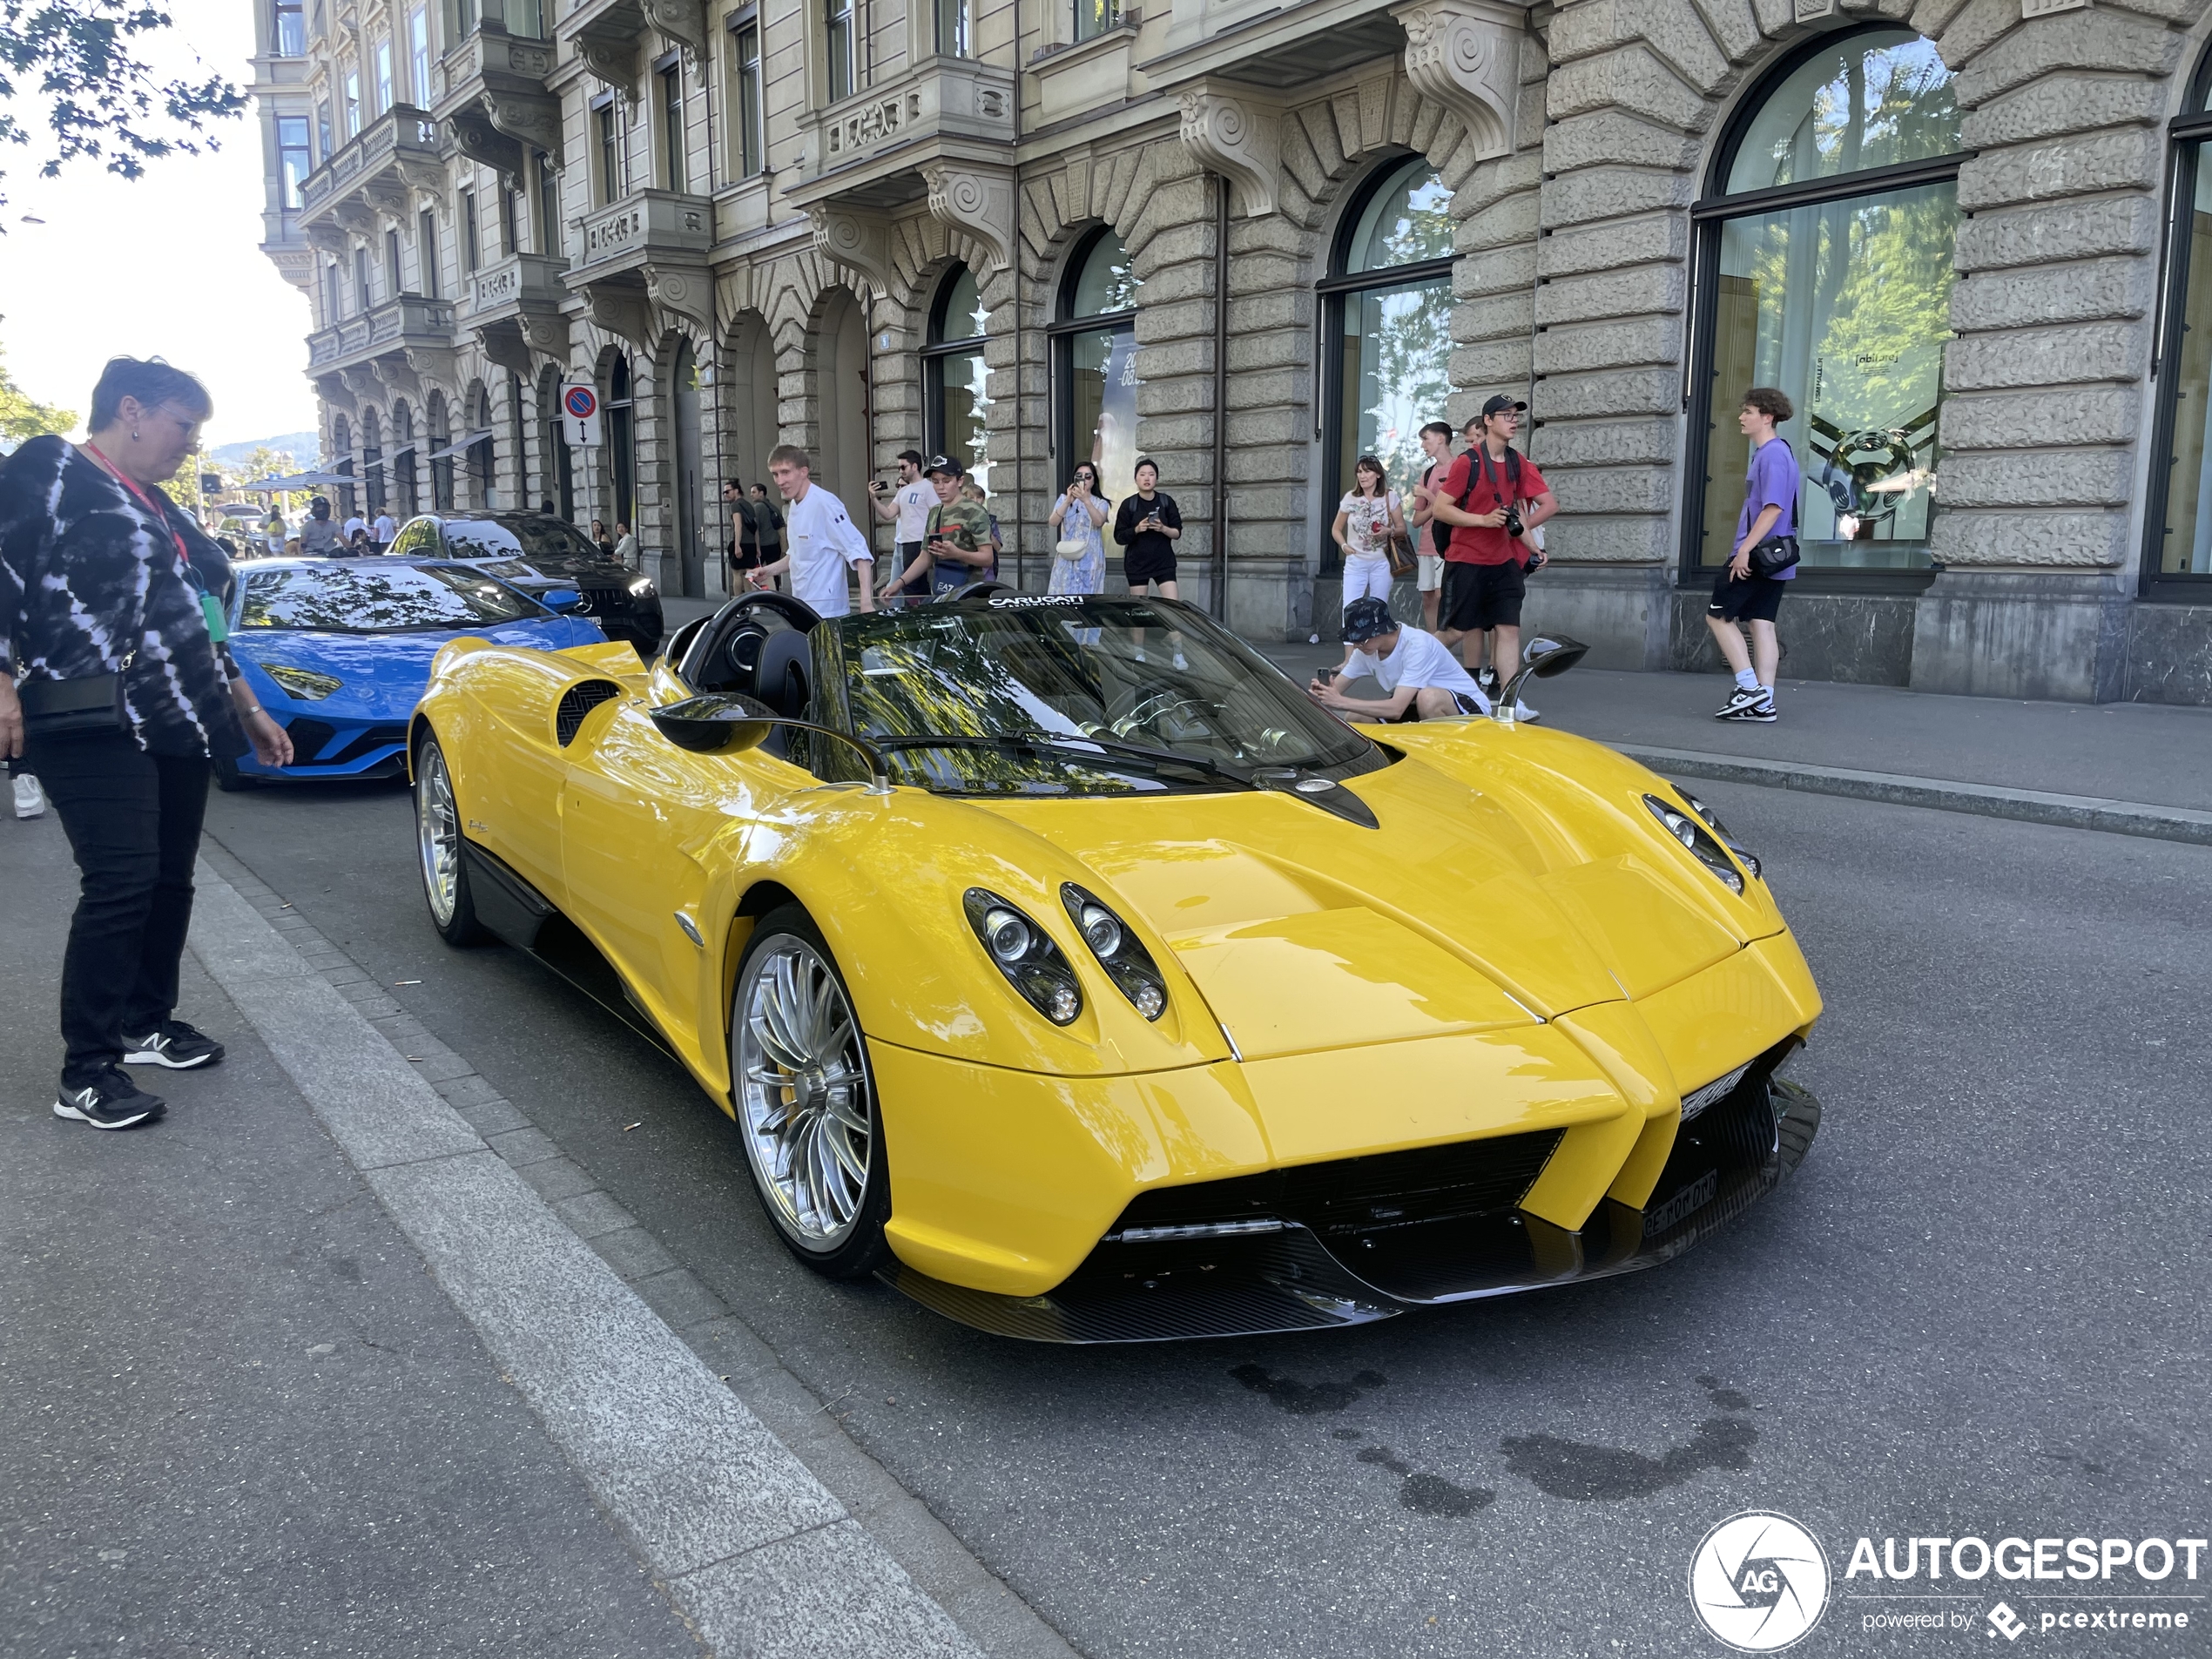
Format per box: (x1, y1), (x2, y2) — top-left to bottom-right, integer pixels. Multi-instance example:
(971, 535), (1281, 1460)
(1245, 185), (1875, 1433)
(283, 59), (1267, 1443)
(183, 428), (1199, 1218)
(568, 190), (713, 349)
(298, 105), (444, 237)
(435, 21), (562, 176)
(788, 56), (1015, 207)
(463, 252), (572, 374)
(307, 293), (455, 370)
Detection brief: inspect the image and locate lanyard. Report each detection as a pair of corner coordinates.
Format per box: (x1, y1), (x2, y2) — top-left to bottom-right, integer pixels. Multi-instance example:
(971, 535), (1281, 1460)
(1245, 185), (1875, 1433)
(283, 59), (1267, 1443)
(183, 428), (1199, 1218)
(83, 442), (228, 644)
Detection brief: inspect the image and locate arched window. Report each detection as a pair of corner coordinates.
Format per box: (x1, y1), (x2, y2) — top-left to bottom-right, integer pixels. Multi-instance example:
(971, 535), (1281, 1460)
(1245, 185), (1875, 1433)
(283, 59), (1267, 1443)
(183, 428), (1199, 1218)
(361, 407), (386, 516)
(469, 385), (496, 508)
(605, 353), (636, 526)
(330, 414), (355, 517)
(392, 401), (418, 517)
(1322, 155), (1454, 559)
(1688, 27), (1963, 576)
(1050, 228), (1141, 500)
(924, 264), (994, 491)
(2148, 51), (2212, 593)
(426, 391), (454, 511)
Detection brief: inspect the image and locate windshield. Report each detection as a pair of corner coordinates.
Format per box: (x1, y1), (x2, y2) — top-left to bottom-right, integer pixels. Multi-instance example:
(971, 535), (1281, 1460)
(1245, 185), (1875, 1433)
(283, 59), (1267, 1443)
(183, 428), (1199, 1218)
(828, 598), (1377, 796)
(442, 516), (607, 566)
(238, 563), (543, 632)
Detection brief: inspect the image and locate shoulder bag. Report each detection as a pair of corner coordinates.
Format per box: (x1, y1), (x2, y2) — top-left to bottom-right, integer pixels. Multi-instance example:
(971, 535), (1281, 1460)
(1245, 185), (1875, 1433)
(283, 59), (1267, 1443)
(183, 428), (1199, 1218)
(1745, 439), (1800, 577)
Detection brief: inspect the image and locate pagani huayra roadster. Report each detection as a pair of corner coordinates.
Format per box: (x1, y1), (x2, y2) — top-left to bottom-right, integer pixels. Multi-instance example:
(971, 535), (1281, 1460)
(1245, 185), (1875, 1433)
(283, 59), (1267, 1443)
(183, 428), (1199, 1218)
(409, 589), (1821, 1341)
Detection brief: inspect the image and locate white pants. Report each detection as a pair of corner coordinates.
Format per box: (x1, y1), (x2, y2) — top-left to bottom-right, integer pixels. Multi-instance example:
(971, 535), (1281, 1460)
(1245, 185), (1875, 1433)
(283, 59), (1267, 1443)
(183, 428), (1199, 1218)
(1341, 555), (1393, 611)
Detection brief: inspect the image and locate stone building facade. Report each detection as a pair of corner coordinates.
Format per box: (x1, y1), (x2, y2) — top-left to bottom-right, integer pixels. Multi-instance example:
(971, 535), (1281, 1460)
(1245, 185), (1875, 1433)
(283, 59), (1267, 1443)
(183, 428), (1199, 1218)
(253, 0), (2212, 703)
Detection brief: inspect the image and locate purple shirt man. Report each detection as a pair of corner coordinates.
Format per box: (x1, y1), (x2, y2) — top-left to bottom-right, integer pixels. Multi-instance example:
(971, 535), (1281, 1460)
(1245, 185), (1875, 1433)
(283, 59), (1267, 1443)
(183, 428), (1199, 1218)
(1737, 436), (1800, 579)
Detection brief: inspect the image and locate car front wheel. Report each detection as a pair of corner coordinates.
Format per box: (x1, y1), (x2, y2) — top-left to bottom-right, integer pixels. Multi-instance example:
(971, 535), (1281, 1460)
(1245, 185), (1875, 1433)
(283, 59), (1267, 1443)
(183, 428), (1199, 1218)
(414, 731), (489, 947)
(730, 905), (891, 1278)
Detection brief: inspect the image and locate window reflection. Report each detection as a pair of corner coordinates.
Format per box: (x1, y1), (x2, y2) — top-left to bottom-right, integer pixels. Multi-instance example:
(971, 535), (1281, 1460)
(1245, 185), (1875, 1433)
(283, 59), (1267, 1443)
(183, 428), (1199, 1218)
(1331, 158), (1454, 512)
(239, 564), (541, 631)
(1061, 231), (1142, 498)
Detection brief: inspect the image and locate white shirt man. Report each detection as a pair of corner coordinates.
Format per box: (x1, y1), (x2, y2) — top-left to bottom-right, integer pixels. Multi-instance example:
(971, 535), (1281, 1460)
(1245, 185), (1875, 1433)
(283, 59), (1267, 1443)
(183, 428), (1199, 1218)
(868, 450), (931, 583)
(751, 448), (876, 617)
(1308, 597), (1490, 722)
(371, 510), (396, 547)
(342, 513), (368, 542)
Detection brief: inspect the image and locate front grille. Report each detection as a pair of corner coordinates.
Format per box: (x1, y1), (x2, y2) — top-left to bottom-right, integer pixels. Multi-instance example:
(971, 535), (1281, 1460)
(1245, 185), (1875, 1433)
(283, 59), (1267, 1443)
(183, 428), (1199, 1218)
(556, 678), (621, 745)
(1114, 1129), (1563, 1239)
(324, 725), (409, 765)
(284, 718), (335, 763)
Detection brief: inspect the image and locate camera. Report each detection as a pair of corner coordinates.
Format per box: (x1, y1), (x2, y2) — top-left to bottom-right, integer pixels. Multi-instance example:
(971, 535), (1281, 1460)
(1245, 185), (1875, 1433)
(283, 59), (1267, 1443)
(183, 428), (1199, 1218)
(1501, 507), (1524, 538)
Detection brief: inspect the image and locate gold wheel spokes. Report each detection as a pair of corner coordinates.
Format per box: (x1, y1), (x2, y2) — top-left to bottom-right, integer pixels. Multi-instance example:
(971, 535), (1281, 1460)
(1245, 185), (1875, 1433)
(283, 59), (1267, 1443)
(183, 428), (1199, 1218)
(737, 935), (872, 1248)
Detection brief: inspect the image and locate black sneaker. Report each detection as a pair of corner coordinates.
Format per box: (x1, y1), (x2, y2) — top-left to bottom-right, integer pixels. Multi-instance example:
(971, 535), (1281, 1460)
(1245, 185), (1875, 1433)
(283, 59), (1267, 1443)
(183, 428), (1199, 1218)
(54, 1069), (167, 1130)
(1720, 695), (1777, 723)
(123, 1019), (225, 1069)
(1476, 666), (1501, 697)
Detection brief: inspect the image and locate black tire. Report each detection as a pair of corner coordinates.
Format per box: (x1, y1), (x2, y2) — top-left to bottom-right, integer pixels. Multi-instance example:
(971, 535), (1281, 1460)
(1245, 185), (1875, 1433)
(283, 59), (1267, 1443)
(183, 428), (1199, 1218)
(212, 752), (258, 792)
(729, 904), (891, 1279)
(413, 731), (490, 947)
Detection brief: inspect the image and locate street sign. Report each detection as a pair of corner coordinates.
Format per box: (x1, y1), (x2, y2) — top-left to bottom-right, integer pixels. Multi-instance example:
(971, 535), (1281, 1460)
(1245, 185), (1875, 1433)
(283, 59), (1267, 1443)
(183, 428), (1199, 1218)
(562, 381), (603, 447)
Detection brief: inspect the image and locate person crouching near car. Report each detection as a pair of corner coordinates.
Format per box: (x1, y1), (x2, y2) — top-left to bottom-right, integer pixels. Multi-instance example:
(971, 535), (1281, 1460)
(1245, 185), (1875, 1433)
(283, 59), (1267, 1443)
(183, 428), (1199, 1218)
(0, 355), (294, 1131)
(1417, 395), (1555, 722)
(1307, 597), (1491, 724)
(1707, 387), (1800, 723)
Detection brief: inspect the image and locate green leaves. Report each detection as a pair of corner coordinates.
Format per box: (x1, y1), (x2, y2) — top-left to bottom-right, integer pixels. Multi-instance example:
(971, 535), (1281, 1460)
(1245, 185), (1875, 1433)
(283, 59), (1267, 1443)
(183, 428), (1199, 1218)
(0, 0), (246, 211)
(0, 342), (77, 447)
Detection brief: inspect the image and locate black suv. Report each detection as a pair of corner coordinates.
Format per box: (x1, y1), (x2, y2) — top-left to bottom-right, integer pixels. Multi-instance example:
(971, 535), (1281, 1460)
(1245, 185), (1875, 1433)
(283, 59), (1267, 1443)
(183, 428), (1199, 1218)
(389, 512), (664, 651)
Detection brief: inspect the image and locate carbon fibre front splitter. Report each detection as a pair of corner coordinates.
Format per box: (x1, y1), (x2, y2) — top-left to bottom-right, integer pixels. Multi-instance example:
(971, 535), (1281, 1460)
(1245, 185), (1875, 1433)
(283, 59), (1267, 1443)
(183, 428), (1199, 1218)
(880, 1078), (1822, 1344)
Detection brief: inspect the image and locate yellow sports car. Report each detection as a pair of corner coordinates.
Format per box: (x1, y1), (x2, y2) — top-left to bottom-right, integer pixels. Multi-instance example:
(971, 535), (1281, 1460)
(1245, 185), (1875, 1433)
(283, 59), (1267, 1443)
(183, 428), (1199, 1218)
(408, 590), (1822, 1342)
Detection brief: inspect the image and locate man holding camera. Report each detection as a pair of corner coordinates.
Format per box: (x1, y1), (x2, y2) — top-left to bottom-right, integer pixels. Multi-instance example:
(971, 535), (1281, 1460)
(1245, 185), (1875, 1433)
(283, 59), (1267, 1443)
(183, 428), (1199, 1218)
(869, 449), (932, 589)
(1418, 395), (1555, 722)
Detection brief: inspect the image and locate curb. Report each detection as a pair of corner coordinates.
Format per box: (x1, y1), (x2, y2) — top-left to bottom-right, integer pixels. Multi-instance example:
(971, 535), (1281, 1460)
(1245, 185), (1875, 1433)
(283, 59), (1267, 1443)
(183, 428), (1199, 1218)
(189, 841), (1078, 1659)
(1613, 745), (2212, 847)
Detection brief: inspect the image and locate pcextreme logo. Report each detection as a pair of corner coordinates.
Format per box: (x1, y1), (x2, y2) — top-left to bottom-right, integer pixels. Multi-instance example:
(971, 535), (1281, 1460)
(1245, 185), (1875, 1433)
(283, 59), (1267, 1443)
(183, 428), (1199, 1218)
(1689, 1511), (1832, 1652)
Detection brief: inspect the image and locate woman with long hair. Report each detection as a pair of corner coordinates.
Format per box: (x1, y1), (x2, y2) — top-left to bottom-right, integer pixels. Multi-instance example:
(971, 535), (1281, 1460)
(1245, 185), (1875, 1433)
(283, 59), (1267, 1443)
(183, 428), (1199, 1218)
(1047, 461), (1107, 595)
(1332, 455), (1406, 666)
(0, 356), (293, 1130)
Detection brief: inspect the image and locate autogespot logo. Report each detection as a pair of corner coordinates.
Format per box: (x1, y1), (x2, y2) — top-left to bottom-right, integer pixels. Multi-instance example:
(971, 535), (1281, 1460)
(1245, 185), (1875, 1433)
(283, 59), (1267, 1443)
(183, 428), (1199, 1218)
(1689, 1511), (1832, 1652)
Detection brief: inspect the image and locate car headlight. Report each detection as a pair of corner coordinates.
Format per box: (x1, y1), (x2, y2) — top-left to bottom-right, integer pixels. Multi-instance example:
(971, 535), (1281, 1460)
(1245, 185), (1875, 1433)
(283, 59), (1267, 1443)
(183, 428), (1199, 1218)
(1676, 789), (1762, 880)
(1642, 794), (1746, 894)
(963, 889), (1082, 1026)
(1060, 883), (1167, 1021)
(263, 664), (341, 701)
(629, 577), (656, 596)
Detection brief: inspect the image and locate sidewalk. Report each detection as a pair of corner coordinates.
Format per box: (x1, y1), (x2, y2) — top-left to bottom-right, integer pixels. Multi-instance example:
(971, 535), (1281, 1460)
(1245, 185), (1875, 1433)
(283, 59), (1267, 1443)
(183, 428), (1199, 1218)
(0, 812), (996, 1659)
(1256, 640), (2212, 840)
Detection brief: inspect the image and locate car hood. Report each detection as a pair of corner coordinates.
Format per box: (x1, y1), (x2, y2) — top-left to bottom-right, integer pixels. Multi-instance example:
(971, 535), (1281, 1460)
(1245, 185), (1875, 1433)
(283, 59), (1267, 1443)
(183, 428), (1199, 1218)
(471, 553), (633, 588)
(234, 617), (603, 718)
(977, 730), (1775, 1061)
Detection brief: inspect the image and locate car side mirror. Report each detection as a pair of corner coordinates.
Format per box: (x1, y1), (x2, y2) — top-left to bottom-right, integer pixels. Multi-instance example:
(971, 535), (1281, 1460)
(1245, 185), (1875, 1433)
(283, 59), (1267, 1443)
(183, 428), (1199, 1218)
(649, 692), (778, 753)
(648, 692), (894, 794)
(542, 587), (584, 613)
(1498, 634), (1590, 722)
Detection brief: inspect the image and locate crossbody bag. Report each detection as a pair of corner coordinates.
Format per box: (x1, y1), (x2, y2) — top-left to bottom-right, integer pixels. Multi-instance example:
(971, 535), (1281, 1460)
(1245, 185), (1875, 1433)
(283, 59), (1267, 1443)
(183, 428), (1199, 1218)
(1746, 440), (1801, 577)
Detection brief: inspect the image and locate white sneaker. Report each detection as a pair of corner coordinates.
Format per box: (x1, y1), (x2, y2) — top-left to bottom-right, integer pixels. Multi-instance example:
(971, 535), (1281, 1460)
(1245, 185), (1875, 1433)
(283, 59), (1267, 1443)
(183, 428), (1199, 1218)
(1513, 701), (1539, 724)
(12, 774), (44, 819)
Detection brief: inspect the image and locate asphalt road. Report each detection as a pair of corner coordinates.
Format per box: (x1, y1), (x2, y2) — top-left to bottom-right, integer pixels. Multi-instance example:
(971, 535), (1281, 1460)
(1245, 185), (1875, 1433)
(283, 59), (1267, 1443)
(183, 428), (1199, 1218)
(198, 772), (2212, 1657)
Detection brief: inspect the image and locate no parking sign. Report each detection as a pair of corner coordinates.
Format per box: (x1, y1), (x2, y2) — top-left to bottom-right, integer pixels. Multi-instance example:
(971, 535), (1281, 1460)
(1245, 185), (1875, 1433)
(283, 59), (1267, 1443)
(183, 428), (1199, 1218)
(561, 381), (603, 447)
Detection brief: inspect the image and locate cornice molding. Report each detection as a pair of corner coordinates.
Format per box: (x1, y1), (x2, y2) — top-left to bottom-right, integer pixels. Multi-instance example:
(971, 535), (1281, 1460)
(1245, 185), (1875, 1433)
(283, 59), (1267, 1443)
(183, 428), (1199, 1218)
(1393, 0), (1520, 159)
(1177, 83), (1280, 219)
(921, 161), (1015, 273)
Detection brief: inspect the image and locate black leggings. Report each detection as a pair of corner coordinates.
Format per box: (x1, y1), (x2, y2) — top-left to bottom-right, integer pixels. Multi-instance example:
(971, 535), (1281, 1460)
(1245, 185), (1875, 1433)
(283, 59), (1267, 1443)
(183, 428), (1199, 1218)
(24, 732), (209, 1084)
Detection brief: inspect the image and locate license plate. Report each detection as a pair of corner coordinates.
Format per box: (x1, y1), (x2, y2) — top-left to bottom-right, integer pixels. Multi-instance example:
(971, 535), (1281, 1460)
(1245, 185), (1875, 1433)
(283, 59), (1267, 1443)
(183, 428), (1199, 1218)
(1647, 1169), (1718, 1234)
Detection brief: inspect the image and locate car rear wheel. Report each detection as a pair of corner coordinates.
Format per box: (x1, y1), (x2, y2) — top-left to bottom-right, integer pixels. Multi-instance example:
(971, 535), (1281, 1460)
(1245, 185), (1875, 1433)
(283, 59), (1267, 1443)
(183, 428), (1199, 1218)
(731, 906), (890, 1278)
(211, 752), (258, 792)
(414, 732), (489, 947)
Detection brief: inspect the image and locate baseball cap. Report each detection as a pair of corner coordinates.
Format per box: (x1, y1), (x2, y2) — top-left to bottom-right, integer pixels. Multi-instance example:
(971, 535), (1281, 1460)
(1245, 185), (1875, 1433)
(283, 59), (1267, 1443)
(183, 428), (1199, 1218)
(1480, 395), (1528, 418)
(1341, 597), (1396, 644)
(923, 454), (965, 478)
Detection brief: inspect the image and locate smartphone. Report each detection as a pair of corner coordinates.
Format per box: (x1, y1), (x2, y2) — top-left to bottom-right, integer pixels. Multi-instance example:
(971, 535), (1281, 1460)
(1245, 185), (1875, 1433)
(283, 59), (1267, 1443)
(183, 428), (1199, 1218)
(1315, 667), (1339, 685)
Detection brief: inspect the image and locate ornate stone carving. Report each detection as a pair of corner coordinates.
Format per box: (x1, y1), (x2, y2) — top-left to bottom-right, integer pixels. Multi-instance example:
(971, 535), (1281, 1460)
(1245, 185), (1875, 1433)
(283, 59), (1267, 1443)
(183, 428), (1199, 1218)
(315, 372), (358, 416)
(576, 33), (641, 109)
(516, 311), (570, 363)
(1177, 84), (1280, 219)
(482, 86), (562, 167)
(921, 163), (1015, 273)
(476, 321), (536, 379)
(375, 354), (424, 402)
(341, 365), (384, 408)
(806, 205), (896, 293)
(583, 281), (657, 349)
(645, 265), (711, 333)
(639, 0), (708, 75)
(448, 104), (523, 187)
(1393, 0), (1520, 159)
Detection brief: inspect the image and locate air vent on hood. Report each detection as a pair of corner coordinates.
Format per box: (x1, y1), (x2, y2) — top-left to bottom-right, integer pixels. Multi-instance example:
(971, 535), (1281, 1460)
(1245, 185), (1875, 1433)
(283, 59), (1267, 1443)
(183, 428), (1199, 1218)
(556, 679), (621, 746)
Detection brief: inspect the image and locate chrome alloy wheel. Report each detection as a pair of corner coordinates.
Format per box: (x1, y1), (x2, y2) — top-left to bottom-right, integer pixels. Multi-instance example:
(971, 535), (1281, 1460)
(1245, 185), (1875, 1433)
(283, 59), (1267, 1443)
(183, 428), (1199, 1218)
(415, 741), (461, 927)
(736, 935), (873, 1250)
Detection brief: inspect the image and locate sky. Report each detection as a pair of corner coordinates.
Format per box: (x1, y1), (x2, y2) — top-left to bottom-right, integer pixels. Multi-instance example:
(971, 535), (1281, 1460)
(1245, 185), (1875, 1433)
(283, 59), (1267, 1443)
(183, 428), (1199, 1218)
(0, 0), (319, 451)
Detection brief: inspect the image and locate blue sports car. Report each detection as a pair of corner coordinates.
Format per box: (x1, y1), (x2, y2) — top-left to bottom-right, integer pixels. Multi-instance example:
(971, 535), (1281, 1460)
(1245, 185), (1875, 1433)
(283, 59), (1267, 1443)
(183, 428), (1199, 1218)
(219, 558), (606, 788)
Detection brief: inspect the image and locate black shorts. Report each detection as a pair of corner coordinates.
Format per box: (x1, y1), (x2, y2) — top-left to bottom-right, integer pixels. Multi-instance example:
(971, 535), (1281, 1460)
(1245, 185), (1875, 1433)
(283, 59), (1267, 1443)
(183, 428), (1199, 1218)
(1123, 545), (1177, 588)
(1378, 690), (1485, 723)
(1440, 560), (1524, 632)
(1708, 567), (1789, 624)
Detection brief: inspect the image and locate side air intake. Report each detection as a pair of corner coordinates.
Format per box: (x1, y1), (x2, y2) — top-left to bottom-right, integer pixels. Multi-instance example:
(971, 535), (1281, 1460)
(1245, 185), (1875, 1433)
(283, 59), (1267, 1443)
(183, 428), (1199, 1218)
(555, 679), (622, 746)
